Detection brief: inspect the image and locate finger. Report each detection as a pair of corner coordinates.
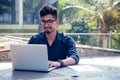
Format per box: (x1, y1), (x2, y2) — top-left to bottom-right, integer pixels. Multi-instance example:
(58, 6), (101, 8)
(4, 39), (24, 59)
(49, 64), (54, 68)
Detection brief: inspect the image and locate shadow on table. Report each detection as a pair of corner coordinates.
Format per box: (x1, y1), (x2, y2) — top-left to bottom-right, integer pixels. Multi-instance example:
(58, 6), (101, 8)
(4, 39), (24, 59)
(0, 69), (62, 80)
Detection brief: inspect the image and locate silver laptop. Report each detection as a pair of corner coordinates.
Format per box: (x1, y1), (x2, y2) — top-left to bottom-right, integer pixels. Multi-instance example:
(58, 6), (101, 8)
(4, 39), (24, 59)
(10, 44), (56, 72)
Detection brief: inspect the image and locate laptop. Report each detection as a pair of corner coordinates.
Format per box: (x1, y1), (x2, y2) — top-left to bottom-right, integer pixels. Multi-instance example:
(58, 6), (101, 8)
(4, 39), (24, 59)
(10, 44), (56, 72)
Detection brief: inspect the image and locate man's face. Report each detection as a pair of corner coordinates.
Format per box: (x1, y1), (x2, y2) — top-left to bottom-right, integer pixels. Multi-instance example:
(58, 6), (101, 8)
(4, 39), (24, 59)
(40, 14), (59, 34)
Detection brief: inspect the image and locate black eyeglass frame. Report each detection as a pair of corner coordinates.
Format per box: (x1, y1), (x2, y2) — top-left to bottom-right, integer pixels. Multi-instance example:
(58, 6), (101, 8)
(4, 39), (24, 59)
(41, 19), (56, 25)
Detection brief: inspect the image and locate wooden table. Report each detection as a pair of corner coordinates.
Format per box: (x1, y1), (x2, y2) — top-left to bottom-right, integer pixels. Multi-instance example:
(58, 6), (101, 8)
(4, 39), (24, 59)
(0, 61), (120, 80)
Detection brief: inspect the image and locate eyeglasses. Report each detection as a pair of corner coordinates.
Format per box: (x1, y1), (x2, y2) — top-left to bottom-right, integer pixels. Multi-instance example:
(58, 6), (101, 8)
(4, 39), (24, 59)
(41, 19), (56, 25)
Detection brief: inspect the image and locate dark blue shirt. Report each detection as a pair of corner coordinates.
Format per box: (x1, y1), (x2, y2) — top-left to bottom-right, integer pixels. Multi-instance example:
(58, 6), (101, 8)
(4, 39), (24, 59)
(28, 31), (79, 64)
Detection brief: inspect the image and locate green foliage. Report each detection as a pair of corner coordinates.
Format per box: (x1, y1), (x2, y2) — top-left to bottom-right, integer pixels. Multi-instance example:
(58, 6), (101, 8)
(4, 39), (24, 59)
(58, 0), (120, 48)
(101, 7), (120, 48)
(113, 33), (120, 49)
(67, 18), (91, 44)
(103, 8), (120, 32)
(58, 0), (70, 10)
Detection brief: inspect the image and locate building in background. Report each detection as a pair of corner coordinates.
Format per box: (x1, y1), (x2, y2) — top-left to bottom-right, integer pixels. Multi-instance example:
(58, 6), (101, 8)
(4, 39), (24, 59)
(0, 0), (57, 25)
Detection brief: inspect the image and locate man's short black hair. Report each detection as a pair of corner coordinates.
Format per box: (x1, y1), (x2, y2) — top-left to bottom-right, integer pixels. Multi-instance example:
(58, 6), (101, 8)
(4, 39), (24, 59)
(39, 5), (58, 19)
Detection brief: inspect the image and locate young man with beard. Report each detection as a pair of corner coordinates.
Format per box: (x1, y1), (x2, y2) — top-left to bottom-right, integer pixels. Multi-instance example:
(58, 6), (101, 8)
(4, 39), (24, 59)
(28, 5), (79, 68)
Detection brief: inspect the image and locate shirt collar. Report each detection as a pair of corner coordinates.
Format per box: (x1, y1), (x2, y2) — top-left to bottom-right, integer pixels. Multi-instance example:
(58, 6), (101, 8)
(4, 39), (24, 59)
(42, 31), (63, 42)
(54, 31), (63, 41)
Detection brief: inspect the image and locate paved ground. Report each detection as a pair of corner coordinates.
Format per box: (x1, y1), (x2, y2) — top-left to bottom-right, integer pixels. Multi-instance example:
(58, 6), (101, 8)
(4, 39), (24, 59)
(80, 56), (120, 67)
(80, 57), (120, 80)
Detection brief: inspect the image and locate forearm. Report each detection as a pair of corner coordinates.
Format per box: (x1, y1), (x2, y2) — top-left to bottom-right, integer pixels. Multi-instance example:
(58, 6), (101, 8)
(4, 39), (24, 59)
(62, 57), (76, 66)
(48, 57), (76, 68)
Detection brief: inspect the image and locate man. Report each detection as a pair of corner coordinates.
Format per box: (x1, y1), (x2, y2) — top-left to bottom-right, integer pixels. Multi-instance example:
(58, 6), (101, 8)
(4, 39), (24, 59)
(28, 5), (79, 68)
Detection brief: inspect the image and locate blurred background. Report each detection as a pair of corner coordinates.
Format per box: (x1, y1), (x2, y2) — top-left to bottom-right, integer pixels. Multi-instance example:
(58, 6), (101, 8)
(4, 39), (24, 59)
(0, 0), (120, 60)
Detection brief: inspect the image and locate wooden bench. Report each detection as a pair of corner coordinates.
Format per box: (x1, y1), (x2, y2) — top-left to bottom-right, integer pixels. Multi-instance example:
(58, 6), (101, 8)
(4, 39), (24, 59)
(0, 45), (10, 60)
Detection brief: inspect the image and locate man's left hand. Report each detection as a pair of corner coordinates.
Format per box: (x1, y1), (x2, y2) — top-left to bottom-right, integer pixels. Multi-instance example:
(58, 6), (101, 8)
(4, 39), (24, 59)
(48, 61), (61, 67)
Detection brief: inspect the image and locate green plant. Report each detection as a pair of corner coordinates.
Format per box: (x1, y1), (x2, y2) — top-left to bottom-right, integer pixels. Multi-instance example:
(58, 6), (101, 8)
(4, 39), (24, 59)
(67, 18), (91, 44)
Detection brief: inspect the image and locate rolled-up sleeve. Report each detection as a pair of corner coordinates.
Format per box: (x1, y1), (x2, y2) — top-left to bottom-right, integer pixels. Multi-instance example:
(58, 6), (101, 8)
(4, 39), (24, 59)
(65, 36), (80, 64)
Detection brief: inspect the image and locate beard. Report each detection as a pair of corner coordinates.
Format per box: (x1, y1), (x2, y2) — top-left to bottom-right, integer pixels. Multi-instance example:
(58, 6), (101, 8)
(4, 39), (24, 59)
(44, 27), (52, 34)
(44, 30), (52, 34)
